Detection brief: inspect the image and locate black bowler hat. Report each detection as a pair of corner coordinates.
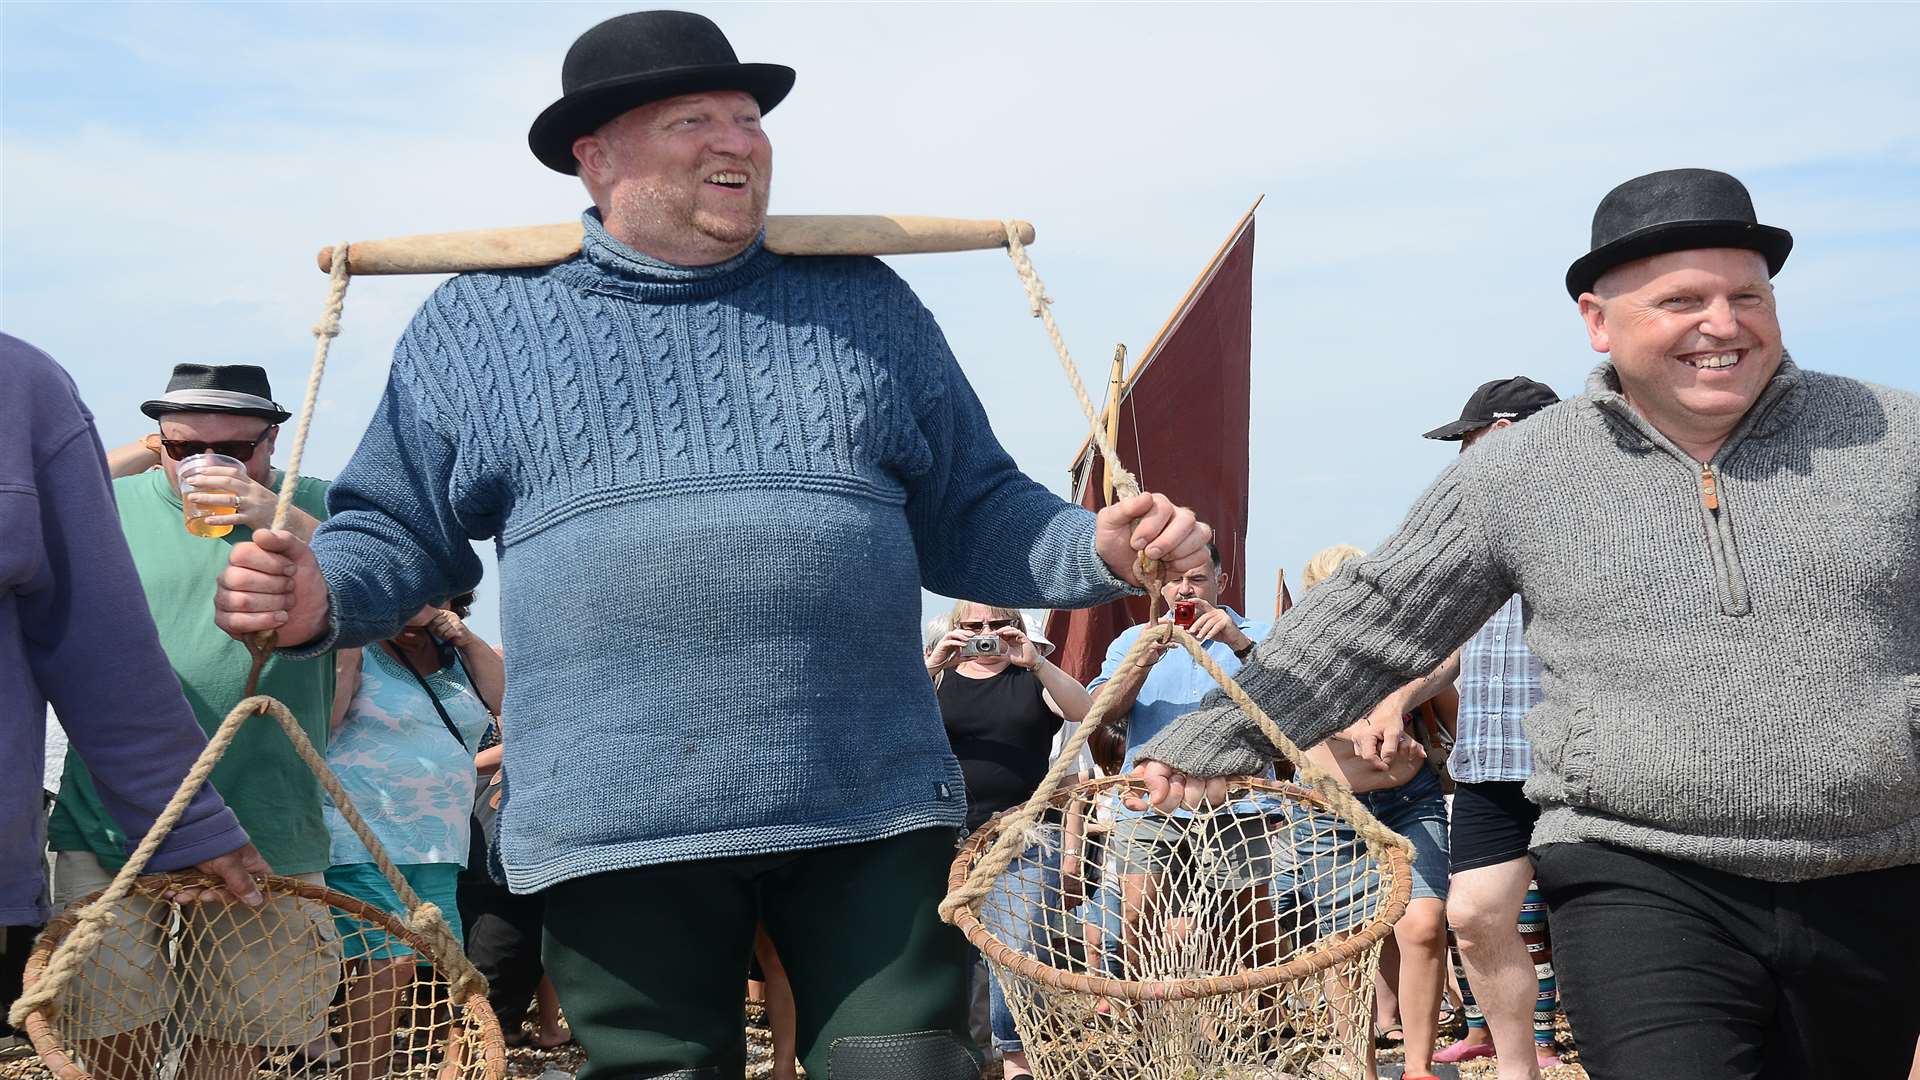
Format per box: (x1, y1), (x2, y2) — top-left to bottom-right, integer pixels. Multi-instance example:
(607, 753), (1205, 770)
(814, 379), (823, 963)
(1565, 168), (1792, 300)
(140, 364), (291, 423)
(1422, 376), (1560, 441)
(528, 10), (795, 175)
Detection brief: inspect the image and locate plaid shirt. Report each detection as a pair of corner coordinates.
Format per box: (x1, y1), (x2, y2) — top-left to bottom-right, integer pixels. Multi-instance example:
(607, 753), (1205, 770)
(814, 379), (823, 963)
(1448, 595), (1542, 784)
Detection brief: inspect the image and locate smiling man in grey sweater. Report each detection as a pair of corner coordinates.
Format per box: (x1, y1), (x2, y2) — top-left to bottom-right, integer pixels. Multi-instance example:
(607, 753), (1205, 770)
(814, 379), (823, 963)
(1134, 169), (1920, 1079)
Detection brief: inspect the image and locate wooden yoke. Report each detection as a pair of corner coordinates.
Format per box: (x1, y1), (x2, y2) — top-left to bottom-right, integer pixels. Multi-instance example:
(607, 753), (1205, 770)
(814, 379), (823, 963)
(315, 215), (1036, 275)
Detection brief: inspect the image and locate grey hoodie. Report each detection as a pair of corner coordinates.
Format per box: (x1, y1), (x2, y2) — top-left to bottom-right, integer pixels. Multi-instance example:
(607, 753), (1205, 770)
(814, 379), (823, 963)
(1139, 359), (1920, 882)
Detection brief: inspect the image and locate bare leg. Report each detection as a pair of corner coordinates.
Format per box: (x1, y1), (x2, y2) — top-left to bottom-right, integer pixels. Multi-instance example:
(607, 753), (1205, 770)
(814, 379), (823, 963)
(754, 925), (798, 1080)
(72, 1027), (167, 1080)
(1450, 858), (1545, 1080)
(342, 955), (412, 1080)
(1375, 937), (1402, 1037)
(1395, 898), (1448, 1077)
(1226, 883), (1280, 1033)
(532, 976), (571, 1046)
(1446, 927), (1492, 1048)
(1321, 963), (1380, 1080)
(181, 1039), (258, 1080)
(1119, 871), (1162, 978)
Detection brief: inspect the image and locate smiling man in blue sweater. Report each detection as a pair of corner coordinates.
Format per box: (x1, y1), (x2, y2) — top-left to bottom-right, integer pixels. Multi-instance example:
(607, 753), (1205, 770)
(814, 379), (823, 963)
(212, 11), (1208, 1080)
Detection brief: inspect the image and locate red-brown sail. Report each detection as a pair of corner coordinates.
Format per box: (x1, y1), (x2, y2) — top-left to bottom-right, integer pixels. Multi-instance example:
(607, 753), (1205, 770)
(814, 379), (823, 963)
(1045, 201), (1259, 685)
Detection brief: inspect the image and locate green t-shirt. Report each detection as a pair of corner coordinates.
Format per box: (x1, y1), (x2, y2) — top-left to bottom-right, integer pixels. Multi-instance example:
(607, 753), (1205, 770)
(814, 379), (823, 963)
(48, 468), (335, 874)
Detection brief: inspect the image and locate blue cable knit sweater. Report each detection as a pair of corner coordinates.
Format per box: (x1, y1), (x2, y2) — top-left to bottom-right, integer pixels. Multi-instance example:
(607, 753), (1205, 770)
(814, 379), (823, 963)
(306, 210), (1129, 892)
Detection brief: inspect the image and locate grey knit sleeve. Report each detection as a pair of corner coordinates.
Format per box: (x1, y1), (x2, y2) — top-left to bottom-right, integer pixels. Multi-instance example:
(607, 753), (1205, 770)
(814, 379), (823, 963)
(1136, 459), (1512, 778)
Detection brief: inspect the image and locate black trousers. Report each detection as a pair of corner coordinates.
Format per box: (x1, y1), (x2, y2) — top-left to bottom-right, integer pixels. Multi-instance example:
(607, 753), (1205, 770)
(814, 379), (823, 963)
(1, 923), (40, 1038)
(456, 868), (548, 1033)
(1534, 842), (1920, 1080)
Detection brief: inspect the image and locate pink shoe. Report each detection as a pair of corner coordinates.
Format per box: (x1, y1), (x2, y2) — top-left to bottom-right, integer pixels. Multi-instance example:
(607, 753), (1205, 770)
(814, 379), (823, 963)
(1538, 1050), (1564, 1069)
(1431, 1039), (1497, 1065)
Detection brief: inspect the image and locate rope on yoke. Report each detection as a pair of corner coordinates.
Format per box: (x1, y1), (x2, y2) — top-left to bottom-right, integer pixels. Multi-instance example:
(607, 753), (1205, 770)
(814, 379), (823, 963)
(11, 242), (486, 1031)
(1002, 220), (1140, 504)
(269, 241), (352, 531)
(938, 226), (1414, 927)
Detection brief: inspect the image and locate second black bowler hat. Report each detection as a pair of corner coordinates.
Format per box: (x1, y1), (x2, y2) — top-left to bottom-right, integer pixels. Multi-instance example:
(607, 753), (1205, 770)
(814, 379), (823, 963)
(528, 10), (795, 175)
(1422, 377), (1560, 441)
(1565, 168), (1792, 300)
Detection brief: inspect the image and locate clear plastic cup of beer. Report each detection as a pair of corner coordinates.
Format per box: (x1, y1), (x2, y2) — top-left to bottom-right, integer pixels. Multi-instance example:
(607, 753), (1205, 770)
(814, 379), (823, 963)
(178, 452), (244, 538)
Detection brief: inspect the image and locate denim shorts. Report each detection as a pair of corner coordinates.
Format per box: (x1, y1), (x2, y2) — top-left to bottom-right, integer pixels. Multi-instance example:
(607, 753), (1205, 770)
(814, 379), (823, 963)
(1292, 767), (1450, 936)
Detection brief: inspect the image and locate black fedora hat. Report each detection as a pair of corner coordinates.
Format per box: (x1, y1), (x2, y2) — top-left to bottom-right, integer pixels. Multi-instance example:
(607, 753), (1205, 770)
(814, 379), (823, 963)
(1565, 168), (1793, 299)
(140, 364), (291, 423)
(528, 10), (795, 175)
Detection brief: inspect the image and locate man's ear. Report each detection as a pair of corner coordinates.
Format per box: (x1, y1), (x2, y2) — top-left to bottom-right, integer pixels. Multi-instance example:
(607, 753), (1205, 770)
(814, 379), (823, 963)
(1578, 293), (1611, 354)
(574, 134), (609, 183)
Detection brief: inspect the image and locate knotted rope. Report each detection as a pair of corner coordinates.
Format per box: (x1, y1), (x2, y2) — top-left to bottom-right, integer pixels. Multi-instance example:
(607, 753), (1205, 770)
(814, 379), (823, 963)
(1001, 220), (1140, 503)
(13, 243), (486, 1030)
(937, 227), (1413, 925)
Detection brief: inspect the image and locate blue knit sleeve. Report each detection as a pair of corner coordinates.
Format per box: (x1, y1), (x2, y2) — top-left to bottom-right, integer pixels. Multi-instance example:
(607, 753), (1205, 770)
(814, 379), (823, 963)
(297, 287), (497, 652)
(892, 284), (1132, 608)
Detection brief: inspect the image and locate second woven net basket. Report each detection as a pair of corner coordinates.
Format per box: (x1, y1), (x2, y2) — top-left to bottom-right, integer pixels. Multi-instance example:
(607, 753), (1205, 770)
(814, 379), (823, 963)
(949, 775), (1410, 1080)
(10, 687), (507, 1080)
(20, 873), (504, 1080)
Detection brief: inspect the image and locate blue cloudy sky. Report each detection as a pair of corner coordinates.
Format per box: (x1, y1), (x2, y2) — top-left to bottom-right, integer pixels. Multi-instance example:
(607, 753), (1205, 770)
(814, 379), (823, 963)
(5, 2), (1918, 645)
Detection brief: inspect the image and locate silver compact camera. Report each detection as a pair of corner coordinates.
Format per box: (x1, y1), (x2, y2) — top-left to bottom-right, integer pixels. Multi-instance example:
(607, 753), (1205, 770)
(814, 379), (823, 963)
(961, 635), (1006, 658)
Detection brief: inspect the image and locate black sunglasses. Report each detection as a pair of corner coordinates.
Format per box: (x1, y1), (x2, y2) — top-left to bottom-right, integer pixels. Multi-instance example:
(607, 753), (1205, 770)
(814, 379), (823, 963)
(159, 436), (269, 461)
(957, 618), (1018, 632)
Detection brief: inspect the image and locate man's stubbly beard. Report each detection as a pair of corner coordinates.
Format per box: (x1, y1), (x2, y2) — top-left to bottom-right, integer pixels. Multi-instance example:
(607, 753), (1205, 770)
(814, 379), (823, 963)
(611, 175), (769, 259)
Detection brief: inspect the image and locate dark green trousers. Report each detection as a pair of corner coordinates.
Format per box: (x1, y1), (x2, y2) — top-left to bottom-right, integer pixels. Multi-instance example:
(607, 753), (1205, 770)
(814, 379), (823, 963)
(543, 827), (979, 1080)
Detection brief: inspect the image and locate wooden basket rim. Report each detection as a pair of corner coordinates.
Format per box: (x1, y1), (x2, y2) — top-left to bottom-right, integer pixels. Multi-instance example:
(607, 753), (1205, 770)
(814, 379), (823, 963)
(946, 775), (1414, 1002)
(19, 872), (505, 1080)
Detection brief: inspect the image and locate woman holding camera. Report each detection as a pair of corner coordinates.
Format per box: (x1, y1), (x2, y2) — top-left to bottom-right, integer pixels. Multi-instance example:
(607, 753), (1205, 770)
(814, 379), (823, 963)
(927, 602), (1092, 1080)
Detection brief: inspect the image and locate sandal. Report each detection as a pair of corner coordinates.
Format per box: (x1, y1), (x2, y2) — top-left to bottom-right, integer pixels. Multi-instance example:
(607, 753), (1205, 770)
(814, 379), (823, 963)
(1432, 1040), (1495, 1065)
(1374, 1023), (1405, 1048)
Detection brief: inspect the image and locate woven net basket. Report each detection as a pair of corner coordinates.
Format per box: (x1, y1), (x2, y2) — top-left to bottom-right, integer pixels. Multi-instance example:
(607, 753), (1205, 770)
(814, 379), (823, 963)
(949, 775), (1409, 1080)
(19, 873), (504, 1080)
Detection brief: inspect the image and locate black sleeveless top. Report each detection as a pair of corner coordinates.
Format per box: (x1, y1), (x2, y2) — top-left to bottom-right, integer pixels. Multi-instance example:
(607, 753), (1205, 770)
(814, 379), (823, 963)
(937, 665), (1061, 832)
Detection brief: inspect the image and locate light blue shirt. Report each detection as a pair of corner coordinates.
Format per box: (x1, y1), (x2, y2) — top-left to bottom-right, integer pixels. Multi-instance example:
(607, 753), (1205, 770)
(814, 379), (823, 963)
(1449, 595), (1543, 784)
(1090, 607), (1271, 774)
(325, 645), (494, 867)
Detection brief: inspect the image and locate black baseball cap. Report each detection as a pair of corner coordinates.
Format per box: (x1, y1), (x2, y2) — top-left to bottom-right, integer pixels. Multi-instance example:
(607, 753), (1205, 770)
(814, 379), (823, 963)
(1421, 377), (1560, 441)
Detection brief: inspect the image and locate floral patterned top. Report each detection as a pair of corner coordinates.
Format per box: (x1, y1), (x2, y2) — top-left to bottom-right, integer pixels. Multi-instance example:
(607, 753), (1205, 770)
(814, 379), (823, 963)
(325, 644), (493, 867)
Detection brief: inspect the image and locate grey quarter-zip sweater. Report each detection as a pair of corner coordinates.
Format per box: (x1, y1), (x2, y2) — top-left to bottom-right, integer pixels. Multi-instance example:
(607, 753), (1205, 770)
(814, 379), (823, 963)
(1139, 358), (1920, 882)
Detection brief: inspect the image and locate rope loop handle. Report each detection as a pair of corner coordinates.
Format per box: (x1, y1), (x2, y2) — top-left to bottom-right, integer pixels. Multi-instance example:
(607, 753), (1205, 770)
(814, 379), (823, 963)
(940, 224), (1414, 926)
(269, 241), (351, 531)
(12, 242), (488, 1029)
(1003, 221), (1139, 502)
